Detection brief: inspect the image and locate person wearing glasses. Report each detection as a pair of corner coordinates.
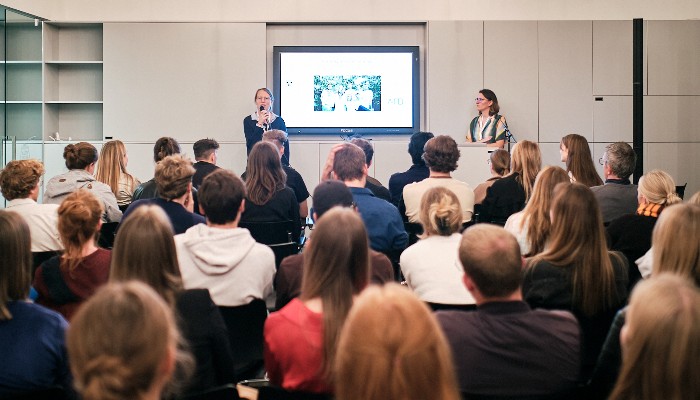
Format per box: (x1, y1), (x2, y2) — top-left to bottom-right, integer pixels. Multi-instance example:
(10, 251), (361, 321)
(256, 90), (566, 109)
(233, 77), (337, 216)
(467, 89), (508, 148)
(243, 87), (290, 166)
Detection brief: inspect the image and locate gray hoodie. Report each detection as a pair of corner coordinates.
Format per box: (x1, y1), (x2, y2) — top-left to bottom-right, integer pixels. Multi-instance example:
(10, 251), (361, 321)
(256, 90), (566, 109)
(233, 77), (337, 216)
(44, 169), (122, 223)
(175, 224), (275, 307)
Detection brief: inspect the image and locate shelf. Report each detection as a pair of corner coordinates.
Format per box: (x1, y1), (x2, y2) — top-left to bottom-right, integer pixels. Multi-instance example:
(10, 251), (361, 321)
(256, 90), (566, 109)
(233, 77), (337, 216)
(45, 101), (104, 104)
(43, 23), (103, 62)
(44, 63), (103, 102)
(3, 101), (42, 104)
(0, 60), (42, 64)
(44, 103), (103, 141)
(44, 61), (103, 64)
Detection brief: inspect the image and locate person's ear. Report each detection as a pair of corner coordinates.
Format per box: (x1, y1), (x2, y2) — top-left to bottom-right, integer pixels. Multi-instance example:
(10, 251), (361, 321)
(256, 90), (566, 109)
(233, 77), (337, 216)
(239, 199), (246, 215)
(462, 272), (475, 292)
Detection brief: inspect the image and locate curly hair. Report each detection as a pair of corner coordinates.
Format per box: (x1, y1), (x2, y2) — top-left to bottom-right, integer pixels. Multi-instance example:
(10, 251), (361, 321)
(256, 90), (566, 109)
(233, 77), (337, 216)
(0, 159), (44, 200)
(154, 155), (195, 201)
(153, 137), (181, 163)
(422, 135), (460, 173)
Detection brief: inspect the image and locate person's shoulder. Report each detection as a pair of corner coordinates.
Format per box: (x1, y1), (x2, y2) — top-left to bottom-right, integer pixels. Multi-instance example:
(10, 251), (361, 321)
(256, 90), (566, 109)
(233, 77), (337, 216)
(11, 301), (69, 330)
(435, 309), (477, 330)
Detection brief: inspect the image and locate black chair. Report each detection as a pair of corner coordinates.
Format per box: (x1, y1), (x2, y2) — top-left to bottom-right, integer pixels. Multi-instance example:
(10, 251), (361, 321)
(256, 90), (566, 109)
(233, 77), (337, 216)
(676, 183), (687, 200)
(239, 220), (299, 268)
(404, 221), (423, 247)
(97, 221), (119, 249)
(218, 299), (268, 380)
(4, 387), (69, 400)
(256, 385), (332, 400)
(427, 302), (477, 312)
(178, 384), (240, 400)
(32, 250), (61, 277)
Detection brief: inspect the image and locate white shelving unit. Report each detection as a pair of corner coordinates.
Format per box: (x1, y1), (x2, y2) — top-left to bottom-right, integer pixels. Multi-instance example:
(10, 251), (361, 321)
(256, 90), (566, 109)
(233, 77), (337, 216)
(43, 23), (104, 141)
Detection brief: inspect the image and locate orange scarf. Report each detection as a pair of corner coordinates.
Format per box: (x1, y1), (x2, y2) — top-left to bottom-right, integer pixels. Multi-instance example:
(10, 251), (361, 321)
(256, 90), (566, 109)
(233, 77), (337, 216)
(637, 203), (663, 218)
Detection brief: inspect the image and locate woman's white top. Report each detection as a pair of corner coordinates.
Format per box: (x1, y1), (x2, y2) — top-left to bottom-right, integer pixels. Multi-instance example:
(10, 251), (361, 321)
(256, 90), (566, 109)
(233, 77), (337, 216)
(504, 211), (531, 255)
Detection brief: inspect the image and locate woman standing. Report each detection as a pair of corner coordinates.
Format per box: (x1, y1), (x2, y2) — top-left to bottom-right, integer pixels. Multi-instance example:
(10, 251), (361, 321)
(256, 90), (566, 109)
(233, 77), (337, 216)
(243, 88), (290, 166)
(560, 134), (603, 187)
(467, 89), (508, 148)
(95, 140), (141, 212)
(264, 208), (370, 394)
(33, 190), (112, 321)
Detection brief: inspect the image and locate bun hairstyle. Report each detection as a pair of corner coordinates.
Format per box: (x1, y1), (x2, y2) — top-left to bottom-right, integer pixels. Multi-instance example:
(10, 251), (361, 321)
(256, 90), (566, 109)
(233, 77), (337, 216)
(638, 169), (681, 206)
(67, 281), (183, 400)
(419, 187), (463, 237)
(153, 137), (181, 164)
(64, 142), (98, 170)
(58, 190), (104, 272)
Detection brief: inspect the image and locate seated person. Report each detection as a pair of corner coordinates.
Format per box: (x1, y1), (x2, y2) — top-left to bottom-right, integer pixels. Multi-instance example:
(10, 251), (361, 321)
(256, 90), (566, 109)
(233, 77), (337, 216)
(0, 211), (71, 398)
(133, 137), (181, 200)
(437, 224), (581, 397)
(591, 142), (638, 224)
(123, 154), (205, 235)
(240, 141), (301, 243)
(34, 190), (111, 321)
(0, 159), (62, 253)
(473, 149), (510, 205)
(350, 138), (391, 202)
(176, 169), (275, 307)
(192, 138), (221, 189)
(402, 135), (475, 223)
(388, 131), (434, 206)
(263, 129), (310, 219)
(275, 180), (394, 310)
(95, 140), (141, 212)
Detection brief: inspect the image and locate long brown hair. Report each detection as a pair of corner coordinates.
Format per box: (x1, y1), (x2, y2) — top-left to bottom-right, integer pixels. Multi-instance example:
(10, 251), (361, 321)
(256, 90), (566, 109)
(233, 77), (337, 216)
(0, 211), (32, 320)
(652, 203), (700, 286)
(528, 183), (620, 317)
(245, 141), (287, 205)
(96, 140), (138, 197)
(110, 206), (183, 307)
(510, 140), (541, 202)
(561, 134), (603, 187)
(519, 166), (570, 256)
(58, 190), (104, 273)
(300, 207), (370, 382)
(610, 274), (700, 400)
(335, 284), (460, 400)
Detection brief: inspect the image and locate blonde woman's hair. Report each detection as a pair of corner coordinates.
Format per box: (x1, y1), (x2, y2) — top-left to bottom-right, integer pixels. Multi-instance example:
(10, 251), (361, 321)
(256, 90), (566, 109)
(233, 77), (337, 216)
(58, 190), (104, 273)
(610, 274), (700, 400)
(688, 191), (700, 205)
(300, 207), (370, 383)
(510, 140), (541, 202)
(561, 134), (603, 187)
(519, 166), (570, 256)
(652, 203), (700, 286)
(335, 283), (460, 400)
(67, 281), (181, 400)
(529, 183), (622, 317)
(155, 155), (195, 201)
(96, 140), (137, 197)
(418, 187), (462, 237)
(245, 141), (287, 205)
(638, 169), (681, 206)
(110, 206), (183, 307)
(0, 211), (32, 320)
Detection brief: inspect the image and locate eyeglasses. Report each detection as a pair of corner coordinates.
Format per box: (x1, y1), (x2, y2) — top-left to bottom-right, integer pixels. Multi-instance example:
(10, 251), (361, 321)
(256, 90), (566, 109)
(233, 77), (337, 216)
(475, 98), (487, 103)
(256, 96), (271, 101)
(598, 157), (608, 165)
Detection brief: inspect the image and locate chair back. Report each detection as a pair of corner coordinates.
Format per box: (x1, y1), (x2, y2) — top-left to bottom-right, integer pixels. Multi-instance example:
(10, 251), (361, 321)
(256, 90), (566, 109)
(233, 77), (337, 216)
(676, 183), (687, 200)
(32, 250), (61, 277)
(218, 299), (268, 380)
(239, 220), (299, 267)
(178, 384), (240, 400)
(6, 387), (68, 400)
(98, 221), (119, 249)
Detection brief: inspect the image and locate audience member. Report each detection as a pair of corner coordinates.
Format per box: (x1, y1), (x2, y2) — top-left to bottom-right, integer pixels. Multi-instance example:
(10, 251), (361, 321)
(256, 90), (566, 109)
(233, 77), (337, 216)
(480, 140), (541, 225)
(110, 205), (236, 394)
(133, 137), (181, 200)
(609, 274), (700, 400)
(523, 183), (628, 378)
(325, 143), (408, 254)
(44, 142), (122, 222)
(0, 159), (62, 252)
(275, 180), (393, 310)
(33, 190), (111, 321)
(123, 154), (205, 235)
(590, 142), (638, 223)
(67, 282), (187, 400)
(388, 131), (434, 206)
(402, 135), (475, 223)
(560, 133), (603, 187)
(437, 224), (581, 398)
(0, 211), (71, 397)
(504, 166), (569, 256)
(264, 208), (370, 394)
(191, 138), (220, 189)
(176, 169), (275, 306)
(263, 129), (310, 218)
(95, 139), (141, 212)
(350, 137), (391, 202)
(473, 148), (510, 205)
(336, 284), (460, 400)
(400, 187), (475, 307)
(607, 169), (681, 288)
(240, 141), (301, 242)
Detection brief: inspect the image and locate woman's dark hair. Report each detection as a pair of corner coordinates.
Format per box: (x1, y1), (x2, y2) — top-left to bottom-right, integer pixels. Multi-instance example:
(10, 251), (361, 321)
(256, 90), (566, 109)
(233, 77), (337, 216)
(64, 142), (98, 170)
(245, 141), (287, 205)
(479, 89), (500, 116)
(153, 137), (181, 163)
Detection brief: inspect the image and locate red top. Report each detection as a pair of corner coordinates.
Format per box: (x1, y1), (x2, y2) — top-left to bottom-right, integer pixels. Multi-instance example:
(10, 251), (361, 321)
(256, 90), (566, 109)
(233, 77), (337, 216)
(33, 248), (111, 321)
(263, 298), (331, 394)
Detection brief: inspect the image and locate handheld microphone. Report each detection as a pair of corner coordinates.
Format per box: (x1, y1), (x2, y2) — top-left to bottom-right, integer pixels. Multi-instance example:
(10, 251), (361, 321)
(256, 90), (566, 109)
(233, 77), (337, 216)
(259, 105), (269, 131)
